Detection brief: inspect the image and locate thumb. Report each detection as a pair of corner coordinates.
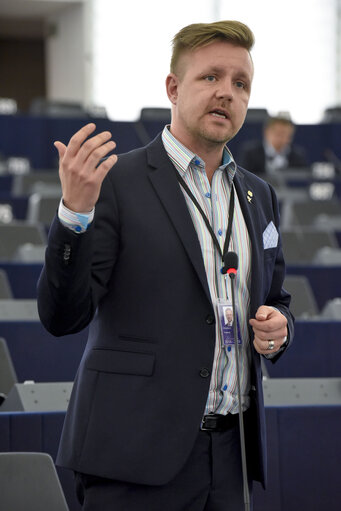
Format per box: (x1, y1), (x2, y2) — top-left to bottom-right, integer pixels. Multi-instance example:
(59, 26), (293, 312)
(255, 305), (271, 321)
(54, 141), (67, 160)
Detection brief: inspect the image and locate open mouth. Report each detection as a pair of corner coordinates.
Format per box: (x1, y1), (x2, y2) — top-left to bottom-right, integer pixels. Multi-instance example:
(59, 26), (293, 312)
(210, 109), (229, 120)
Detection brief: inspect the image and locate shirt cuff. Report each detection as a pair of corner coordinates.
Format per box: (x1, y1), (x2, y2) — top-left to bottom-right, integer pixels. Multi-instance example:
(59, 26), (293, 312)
(58, 199), (94, 233)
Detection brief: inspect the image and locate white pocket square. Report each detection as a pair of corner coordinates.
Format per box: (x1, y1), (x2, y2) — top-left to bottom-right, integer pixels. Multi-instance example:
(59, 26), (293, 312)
(263, 221), (278, 249)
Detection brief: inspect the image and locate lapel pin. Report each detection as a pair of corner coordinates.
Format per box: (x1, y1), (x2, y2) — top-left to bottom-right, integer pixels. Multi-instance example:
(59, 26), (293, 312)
(247, 190), (253, 203)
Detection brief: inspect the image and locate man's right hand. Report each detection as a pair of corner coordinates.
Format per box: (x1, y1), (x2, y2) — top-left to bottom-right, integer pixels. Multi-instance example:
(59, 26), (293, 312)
(54, 123), (118, 212)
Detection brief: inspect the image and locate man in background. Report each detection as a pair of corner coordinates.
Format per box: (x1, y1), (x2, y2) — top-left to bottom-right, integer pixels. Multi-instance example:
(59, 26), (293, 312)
(238, 115), (308, 178)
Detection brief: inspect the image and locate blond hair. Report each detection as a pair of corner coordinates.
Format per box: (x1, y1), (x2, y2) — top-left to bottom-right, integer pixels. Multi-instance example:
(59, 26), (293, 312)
(170, 20), (255, 74)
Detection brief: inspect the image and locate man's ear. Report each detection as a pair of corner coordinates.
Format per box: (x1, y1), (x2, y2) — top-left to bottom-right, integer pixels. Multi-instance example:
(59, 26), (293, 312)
(166, 73), (179, 105)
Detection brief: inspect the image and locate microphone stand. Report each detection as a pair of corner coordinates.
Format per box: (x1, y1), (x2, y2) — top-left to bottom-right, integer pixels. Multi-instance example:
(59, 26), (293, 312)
(227, 265), (251, 511)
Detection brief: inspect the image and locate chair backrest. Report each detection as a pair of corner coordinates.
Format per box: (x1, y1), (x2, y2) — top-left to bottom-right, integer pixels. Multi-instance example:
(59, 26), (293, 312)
(0, 222), (47, 261)
(0, 337), (18, 395)
(244, 107), (269, 123)
(0, 268), (13, 298)
(291, 199), (341, 227)
(26, 193), (60, 225)
(0, 452), (69, 511)
(13, 243), (46, 263)
(321, 298), (341, 319)
(30, 97), (87, 119)
(139, 107), (171, 122)
(11, 171), (61, 197)
(283, 275), (319, 318)
(0, 299), (39, 320)
(281, 228), (338, 264)
(313, 246), (341, 265)
(322, 106), (341, 123)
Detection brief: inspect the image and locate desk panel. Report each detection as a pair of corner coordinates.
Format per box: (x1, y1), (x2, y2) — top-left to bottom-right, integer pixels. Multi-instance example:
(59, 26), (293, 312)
(264, 320), (341, 378)
(0, 406), (340, 511)
(1, 321), (87, 382)
(1, 318), (340, 384)
(0, 263), (43, 298)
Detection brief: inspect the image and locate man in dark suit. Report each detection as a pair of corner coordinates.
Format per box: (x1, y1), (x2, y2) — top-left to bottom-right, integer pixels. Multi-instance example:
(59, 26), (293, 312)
(37, 20), (294, 510)
(238, 116), (308, 178)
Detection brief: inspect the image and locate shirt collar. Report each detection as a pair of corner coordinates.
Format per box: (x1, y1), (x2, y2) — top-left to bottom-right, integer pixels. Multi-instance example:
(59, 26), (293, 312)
(162, 125), (237, 184)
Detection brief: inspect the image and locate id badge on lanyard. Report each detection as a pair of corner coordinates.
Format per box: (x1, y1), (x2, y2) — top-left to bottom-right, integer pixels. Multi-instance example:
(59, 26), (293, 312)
(174, 168), (241, 348)
(215, 298), (242, 348)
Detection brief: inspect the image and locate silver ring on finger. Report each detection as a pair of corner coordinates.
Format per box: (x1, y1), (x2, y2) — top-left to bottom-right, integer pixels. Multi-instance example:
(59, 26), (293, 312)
(267, 340), (275, 351)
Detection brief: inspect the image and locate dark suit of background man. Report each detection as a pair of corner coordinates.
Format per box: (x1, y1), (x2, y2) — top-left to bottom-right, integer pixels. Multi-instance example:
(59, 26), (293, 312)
(238, 115), (308, 178)
(37, 20), (294, 511)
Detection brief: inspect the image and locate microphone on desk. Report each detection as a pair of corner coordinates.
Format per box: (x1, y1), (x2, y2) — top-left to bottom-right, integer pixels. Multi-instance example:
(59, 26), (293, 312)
(222, 251), (251, 511)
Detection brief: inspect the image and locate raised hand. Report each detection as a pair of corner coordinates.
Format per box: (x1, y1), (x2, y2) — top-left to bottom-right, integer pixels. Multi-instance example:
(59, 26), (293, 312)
(54, 123), (118, 212)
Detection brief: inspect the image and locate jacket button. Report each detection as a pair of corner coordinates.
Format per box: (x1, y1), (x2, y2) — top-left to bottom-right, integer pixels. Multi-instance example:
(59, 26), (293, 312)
(63, 244), (71, 265)
(206, 314), (215, 325)
(199, 368), (210, 378)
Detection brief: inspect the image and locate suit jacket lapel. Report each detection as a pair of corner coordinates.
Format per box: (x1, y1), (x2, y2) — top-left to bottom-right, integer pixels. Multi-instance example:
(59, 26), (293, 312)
(233, 168), (264, 380)
(233, 168), (263, 317)
(145, 137), (266, 313)
(146, 136), (212, 303)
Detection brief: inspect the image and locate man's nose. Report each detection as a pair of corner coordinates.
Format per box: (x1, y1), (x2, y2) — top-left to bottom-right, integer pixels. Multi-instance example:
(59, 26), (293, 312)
(216, 79), (233, 101)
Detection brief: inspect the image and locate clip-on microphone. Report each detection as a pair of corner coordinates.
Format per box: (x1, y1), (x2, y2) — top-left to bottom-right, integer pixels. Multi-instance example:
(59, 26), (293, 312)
(221, 251), (250, 511)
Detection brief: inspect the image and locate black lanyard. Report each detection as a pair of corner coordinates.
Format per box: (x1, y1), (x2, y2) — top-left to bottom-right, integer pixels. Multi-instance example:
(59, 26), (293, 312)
(174, 169), (235, 262)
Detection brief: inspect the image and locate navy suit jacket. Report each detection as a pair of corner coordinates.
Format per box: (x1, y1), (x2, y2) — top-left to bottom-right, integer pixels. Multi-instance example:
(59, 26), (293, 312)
(37, 134), (294, 488)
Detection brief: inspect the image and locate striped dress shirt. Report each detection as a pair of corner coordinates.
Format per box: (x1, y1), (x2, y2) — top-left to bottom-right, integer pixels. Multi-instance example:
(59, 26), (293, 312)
(59, 127), (253, 414)
(162, 126), (252, 415)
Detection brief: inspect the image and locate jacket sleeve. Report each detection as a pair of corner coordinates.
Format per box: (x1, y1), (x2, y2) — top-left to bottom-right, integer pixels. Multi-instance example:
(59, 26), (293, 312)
(37, 171), (119, 336)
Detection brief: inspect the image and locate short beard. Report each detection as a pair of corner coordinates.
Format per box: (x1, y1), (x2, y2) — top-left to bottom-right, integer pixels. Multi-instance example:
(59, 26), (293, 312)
(197, 126), (236, 146)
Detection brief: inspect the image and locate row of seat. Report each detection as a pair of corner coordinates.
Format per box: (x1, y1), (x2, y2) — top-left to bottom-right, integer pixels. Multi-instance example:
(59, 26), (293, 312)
(0, 170), (60, 196)
(0, 223), (341, 265)
(2, 172), (341, 261)
(2, 315), (341, 401)
(1, 198), (341, 265)
(281, 229), (341, 264)
(2, 194), (341, 249)
(2, 171), (341, 218)
(1, 259), (341, 324)
(0, 223), (47, 261)
(0, 268), (337, 320)
(0, 258), (340, 318)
